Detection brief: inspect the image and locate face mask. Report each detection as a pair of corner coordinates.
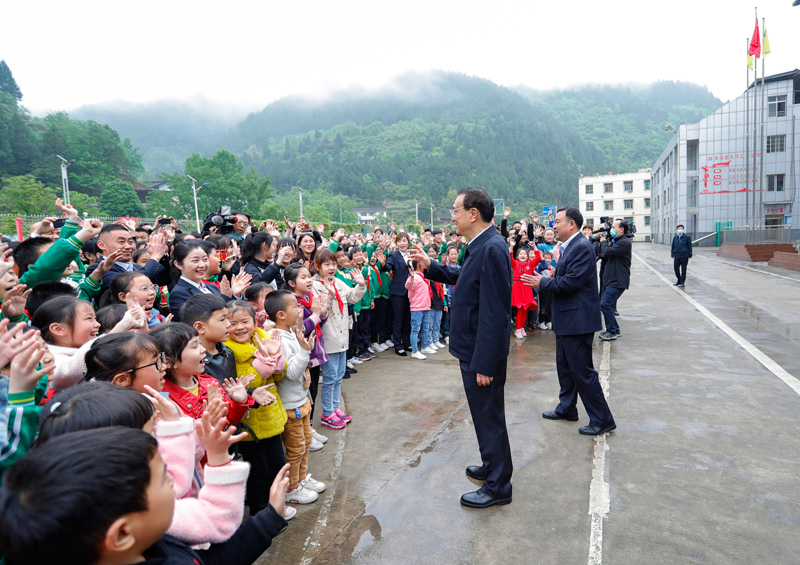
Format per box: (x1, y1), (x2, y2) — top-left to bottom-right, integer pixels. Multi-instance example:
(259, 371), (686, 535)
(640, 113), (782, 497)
(609, 229), (618, 239)
(677, 229), (684, 235)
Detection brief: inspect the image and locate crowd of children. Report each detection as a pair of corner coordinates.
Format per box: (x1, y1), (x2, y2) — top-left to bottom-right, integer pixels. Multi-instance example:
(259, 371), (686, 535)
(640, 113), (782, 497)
(0, 200), (571, 564)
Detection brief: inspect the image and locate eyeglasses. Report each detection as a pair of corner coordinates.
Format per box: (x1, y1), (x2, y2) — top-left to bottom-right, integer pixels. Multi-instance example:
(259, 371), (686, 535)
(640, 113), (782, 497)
(135, 284), (159, 293)
(130, 352), (166, 373)
(451, 206), (467, 215)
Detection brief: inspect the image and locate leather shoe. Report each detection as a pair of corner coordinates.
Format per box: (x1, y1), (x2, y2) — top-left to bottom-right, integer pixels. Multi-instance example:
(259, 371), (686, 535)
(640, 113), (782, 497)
(460, 489), (512, 509)
(395, 349), (407, 357)
(579, 423), (617, 436)
(542, 410), (578, 422)
(465, 465), (486, 481)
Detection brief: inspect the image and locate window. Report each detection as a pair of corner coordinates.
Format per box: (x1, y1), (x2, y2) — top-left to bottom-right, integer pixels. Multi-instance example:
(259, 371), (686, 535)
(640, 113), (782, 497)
(645, 180), (650, 191)
(768, 95), (786, 117)
(687, 139), (699, 170)
(585, 201), (594, 211)
(604, 183), (613, 193)
(644, 216), (651, 226)
(624, 216), (634, 225)
(624, 199), (633, 210)
(585, 184), (593, 194)
(767, 135), (786, 153)
(767, 174), (785, 192)
(624, 181), (633, 192)
(645, 198), (651, 209)
(604, 201), (613, 211)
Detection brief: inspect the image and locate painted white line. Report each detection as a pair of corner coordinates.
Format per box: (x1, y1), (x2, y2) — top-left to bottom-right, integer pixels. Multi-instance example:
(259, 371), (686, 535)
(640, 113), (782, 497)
(300, 401), (348, 564)
(588, 341), (612, 565)
(634, 252), (800, 396)
(697, 254), (800, 284)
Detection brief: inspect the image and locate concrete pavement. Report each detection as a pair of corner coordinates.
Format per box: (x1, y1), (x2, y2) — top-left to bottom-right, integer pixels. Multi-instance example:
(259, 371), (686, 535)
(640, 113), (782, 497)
(259, 243), (800, 564)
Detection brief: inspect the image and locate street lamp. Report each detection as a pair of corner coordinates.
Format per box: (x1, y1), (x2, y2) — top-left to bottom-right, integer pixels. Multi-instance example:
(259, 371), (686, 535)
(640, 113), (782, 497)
(295, 186), (305, 220)
(187, 175), (208, 232)
(56, 155), (76, 205)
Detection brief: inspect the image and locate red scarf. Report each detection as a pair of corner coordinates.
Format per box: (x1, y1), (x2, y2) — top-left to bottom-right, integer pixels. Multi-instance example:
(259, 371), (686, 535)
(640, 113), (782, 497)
(324, 279), (344, 313)
(296, 292), (321, 337)
(372, 265), (381, 287)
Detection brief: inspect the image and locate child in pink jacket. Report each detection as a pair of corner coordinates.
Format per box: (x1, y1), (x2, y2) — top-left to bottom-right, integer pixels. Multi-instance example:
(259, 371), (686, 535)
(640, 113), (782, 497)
(404, 259), (433, 359)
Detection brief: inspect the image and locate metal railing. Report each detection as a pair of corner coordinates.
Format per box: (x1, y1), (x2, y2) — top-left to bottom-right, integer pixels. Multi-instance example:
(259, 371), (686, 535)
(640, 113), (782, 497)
(0, 215), (198, 239)
(721, 226), (792, 245)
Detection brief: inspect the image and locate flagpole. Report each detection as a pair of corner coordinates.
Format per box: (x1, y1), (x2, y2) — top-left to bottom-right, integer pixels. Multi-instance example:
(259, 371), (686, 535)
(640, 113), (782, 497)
(745, 38), (751, 243)
(758, 16), (766, 241)
(751, 8), (759, 243)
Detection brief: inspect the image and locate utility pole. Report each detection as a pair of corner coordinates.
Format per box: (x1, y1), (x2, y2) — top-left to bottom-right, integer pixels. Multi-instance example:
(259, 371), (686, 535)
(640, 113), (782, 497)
(430, 203), (435, 228)
(56, 155), (75, 205)
(414, 200), (419, 224)
(339, 195), (342, 222)
(187, 175), (208, 232)
(296, 187), (304, 219)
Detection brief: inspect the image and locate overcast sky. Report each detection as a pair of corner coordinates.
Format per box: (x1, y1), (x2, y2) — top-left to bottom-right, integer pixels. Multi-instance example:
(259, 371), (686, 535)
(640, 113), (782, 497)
(3, 0), (798, 116)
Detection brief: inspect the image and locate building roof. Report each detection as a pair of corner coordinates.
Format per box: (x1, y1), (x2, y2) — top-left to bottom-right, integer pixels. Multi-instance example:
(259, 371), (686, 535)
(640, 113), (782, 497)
(747, 68), (799, 90)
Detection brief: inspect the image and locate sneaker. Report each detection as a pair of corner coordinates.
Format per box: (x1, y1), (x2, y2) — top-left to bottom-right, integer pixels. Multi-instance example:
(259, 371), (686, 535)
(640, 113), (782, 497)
(614, 330), (622, 337)
(514, 329), (524, 339)
(363, 351), (376, 360)
(384, 340), (395, 348)
(350, 357), (363, 365)
(371, 342), (386, 352)
(346, 361), (355, 370)
(285, 485), (319, 504)
(598, 331), (618, 341)
(320, 413), (346, 430)
(613, 309), (619, 316)
(312, 428), (328, 444)
(679, 284), (685, 288)
(421, 346), (438, 354)
(546, 322), (552, 330)
(335, 408), (352, 423)
(538, 322), (548, 330)
(309, 437), (324, 452)
(411, 351), (427, 360)
(445, 336), (449, 344)
(367, 346), (376, 354)
(434, 341), (446, 348)
(284, 506), (297, 521)
(300, 474), (327, 494)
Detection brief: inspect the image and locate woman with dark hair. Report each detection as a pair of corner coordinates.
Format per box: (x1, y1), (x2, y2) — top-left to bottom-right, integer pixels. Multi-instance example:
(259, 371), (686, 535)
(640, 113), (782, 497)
(241, 232), (293, 290)
(294, 231), (319, 267)
(383, 232), (413, 356)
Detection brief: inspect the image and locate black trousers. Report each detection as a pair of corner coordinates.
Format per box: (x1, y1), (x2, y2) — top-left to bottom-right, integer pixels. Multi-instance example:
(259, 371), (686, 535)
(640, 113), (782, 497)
(460, 358), (513, 499)
(371, 297), (391, 343)
(238, 435), (286, 515)
(308, 365), (321, 421)
(390, 293), (411, 350)
(554, 333), (615, 428)
(538, 291), (553, 324)
(674, 257), (689, 285)
(356, 308), (372, 351)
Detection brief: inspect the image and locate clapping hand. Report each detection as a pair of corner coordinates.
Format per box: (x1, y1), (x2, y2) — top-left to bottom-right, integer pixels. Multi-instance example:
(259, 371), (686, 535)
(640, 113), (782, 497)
(55, 198), (79, 222)
(255, 331), (282, 358)
(111, 293), (148, 332)
(294, 326), (315, 352)
(231, 272), (252, 297)
(201, 396), (228, 422)
(94, 249), (126, 278)
(0, 319), (33, 369)
(251, 385), (276, 406)
(8, 333), (54, 394)
(352, 270), (365, 286)
(221, 375), (253, 404)
(142, 384), (181, 423)
(195, 410), (248, 466)
(1, 285), (31, 320)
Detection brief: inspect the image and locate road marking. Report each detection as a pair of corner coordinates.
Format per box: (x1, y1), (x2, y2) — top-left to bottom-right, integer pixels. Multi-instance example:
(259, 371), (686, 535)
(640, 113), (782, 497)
(634, 252), (800, 396)
(588, 341), (612, 565)
(697, 254), (800, 284)
(300, 402), (349, 564)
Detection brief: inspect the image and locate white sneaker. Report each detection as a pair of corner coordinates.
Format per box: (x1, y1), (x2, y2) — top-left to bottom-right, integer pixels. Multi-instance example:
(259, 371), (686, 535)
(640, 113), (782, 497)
(546, 322), (552, 329)
(350, 357), (363, 365)
(372, 342), (387, 352)
(538, 322), (548, 330)
(284, 506), (297, 520)
(312, 428), (328, 444)
(300, 474), (327, 493)
(309, 437), (324, 452)
(346, 361), (355, 370)
(445, 336), (449, 344)
(421, 346), (437, 354)
(411, 351), (427, 360)
(367, 346), (376, 354)
(285, 485), (319, 504)
(434, 341), (446, 348)
(383, 340), (394, 348)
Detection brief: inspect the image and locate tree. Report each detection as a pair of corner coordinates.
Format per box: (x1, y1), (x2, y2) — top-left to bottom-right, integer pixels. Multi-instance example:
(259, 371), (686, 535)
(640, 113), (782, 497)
(0, 175), (59, 215)
(99, 179), (145, 217)
(67, 191), (99, 217)
(0, 60), (22, 102)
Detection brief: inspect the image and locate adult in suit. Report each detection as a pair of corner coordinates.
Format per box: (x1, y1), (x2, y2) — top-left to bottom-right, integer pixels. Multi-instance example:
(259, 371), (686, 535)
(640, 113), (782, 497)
(86, 224), (170, 293)
(522, 207), (616, 436)
(671, 224), (692, 287)
(409, 187), (513, 508)
(383, 232), (413, 356)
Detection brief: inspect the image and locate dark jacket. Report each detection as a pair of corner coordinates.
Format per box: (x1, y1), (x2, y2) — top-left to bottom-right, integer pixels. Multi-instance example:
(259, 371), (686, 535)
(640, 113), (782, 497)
(425, 227), (512, 376)
(384, 250), (410, 296)
(671, 234), (693, 259)
(243, 257), (285, 288)
(539, 234), (603, 335)
(598, 235), (632, 290)
(86, 257), (168, 294)
(168, 278), (231, 322)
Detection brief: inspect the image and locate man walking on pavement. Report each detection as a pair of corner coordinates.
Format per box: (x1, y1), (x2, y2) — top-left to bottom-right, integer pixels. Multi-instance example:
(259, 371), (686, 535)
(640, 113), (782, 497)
(671, 224), (692, 288)
(522, 207), (616, 436)
(409, 187), (514, 509)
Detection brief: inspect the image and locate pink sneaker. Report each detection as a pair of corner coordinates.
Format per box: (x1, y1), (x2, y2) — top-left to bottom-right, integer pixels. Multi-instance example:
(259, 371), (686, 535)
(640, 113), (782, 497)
(320, 413), (346, 430)
(335, 408), (353, 423)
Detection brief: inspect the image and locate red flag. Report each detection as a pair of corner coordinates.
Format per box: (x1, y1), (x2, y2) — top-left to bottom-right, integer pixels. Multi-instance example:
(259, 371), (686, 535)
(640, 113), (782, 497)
(749, 19), (761, 58)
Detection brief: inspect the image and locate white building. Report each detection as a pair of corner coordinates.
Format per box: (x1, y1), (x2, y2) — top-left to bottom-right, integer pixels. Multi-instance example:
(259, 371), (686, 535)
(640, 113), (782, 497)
(578, 168), (653, 241)
(650, 69), (800, 245)
(353, 206), (388, 225)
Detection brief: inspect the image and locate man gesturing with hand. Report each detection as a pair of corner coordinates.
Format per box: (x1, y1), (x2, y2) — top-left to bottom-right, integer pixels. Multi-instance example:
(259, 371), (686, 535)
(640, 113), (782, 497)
(409, 187), (513, 509)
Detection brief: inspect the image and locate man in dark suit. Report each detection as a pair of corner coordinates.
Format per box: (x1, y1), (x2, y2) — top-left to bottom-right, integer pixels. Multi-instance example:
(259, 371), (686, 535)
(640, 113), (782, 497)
(86, 224), (169, 293)
(522, 206), (616, 436)
(671, 224), (692, 287)
(410, 187), (513, 509)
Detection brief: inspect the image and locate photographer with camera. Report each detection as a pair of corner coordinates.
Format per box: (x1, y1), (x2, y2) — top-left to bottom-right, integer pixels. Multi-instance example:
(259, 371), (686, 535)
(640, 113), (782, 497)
(596, 219), (631, 341)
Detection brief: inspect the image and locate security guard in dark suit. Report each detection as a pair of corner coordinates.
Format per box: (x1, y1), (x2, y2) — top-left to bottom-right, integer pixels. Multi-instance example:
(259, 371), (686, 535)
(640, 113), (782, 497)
(410, 187), (514, 509)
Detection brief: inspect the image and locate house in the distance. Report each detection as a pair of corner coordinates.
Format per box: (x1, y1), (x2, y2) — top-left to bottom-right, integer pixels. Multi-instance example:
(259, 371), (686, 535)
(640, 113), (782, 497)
(353, 206), (388, 225)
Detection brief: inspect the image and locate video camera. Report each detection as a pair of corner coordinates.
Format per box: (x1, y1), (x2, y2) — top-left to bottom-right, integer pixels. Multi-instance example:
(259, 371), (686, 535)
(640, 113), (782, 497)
(589, 217), (613, 243)
(202, 205), (238, 236)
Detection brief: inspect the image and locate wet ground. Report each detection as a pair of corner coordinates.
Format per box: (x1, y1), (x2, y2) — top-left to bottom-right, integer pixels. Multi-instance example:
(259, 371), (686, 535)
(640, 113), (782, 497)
(258, 243), (800, 564)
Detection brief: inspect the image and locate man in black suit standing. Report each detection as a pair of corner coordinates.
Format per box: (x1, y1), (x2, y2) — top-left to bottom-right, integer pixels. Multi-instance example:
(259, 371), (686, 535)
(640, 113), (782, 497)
(522, 207), (616, 436)
(409, 187), (514, 509)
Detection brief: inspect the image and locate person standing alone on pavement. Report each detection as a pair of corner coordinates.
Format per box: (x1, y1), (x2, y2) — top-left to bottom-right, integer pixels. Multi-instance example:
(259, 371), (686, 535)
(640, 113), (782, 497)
(409, 187), (514, 509)
(521, 207), (616, 436)
(671, 225), (692, 288)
